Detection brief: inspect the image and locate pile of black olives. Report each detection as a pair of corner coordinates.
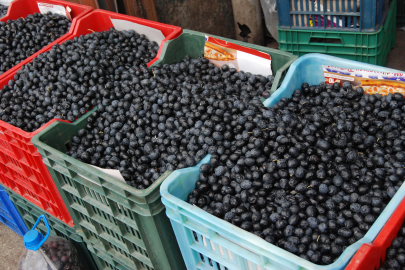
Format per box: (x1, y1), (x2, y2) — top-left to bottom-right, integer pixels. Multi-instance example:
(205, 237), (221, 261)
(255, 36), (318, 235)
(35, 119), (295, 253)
(0, 28), (159, 132)
(3, 23), (403, 265)
(0, 13), (71, 74)
(0, 4), (8, 18)
(67, 56), (274, 189)
(378, 221), (405, 270)
(18, 236), (84, 270)
(187, 82), (405, 265)
(40, 237), (84, 270)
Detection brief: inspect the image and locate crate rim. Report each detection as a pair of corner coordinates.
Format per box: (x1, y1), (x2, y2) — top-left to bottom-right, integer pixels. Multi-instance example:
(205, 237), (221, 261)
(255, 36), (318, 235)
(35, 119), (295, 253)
(159, 29), (298, 94)
(263, 53), (403, 107)
(346, 197), (405, 269)
(71, 9), (183, 68)
(0, 0), (93, 84)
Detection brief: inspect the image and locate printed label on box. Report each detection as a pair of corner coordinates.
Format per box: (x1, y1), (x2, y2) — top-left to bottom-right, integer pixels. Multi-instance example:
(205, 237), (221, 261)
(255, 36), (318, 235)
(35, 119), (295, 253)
(204, 35), (272, 77)
(323, 65), (405, 96)
(38, 3), (72, 21)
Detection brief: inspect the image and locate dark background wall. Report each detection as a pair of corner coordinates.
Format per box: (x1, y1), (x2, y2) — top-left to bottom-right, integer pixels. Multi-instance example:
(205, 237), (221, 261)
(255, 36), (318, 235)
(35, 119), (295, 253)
(63, 0), (237, 40)
(154, 0), (236, 39)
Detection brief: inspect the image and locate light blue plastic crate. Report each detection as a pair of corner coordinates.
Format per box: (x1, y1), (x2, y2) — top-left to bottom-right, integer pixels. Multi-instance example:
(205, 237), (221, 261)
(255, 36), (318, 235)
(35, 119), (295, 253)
(161, 54), (405, 270)
(263, 53), (401, 107)
(0, 185), (28, 236)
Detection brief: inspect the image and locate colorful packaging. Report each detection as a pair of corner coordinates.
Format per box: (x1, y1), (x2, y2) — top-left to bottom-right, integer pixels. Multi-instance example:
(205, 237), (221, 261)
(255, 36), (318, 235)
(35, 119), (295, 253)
(204, 35), (272, 77)
(323, 65), (405, 96)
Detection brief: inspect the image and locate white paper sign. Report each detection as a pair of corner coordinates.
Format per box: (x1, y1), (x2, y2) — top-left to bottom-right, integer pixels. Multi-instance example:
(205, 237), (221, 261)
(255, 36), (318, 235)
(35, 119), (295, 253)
(237, 50), (272, 77)
(90, 165), (126, 183)
(111, 18), (165, 45)
(78, 165), (126, 187)
(0, 0), (13, 6)
(38, 3), (72, 20)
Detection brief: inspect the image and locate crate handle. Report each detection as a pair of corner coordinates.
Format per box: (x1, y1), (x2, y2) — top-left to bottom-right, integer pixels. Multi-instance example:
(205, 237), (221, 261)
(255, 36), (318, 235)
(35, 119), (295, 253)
(23, 215), (51, 251)
(309, 37), (343, 44)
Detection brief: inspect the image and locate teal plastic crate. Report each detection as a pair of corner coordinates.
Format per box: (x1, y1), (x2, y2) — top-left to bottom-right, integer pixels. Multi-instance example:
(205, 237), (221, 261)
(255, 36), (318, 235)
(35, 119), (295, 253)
(278, 0), (397, 66)
(160, 54), (405, 270)
(161, 155), (405, 270)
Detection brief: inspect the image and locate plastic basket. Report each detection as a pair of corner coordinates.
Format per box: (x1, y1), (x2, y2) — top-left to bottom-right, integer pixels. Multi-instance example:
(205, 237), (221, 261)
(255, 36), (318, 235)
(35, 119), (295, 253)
(0, 0), (94, 227)
(277, 0), (390, 32)
(153, 29), (298, 95)
(70, 9), (182, 68)
(0, 7), (181, 227)
(5, 188), (98, 270)
(28, 27), (296, 269)
(31, 106), (185, 270)
(398, 0), (405, 26)
(0, 116), (74, 227)
(0, 184), (28, 236)
(160, 54), (405, 270)
(0, 0), (93, 81)
(346, 197), (405, 270)
(278, 0), (396, 66)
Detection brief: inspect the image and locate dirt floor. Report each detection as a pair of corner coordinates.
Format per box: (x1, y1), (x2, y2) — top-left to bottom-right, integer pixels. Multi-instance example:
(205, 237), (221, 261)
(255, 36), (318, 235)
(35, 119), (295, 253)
(0, 30), (404, 270)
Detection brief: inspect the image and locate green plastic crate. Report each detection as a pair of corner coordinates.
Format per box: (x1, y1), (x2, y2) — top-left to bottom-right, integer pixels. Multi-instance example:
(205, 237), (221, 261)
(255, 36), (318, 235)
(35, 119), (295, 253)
(278, 0), (397, 66)
(88, 243), (139, 270)
(398, 0), (405, 26)
(4, 187), (98, 270)
(155, 29), (298, 94)
(29, 30), (296, 270)
(31, 107), (184, 270)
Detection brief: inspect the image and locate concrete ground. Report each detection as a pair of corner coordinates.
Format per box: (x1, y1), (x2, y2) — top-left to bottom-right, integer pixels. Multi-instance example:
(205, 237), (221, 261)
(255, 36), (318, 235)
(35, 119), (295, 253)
(0, 222), (24, 270)
(0, 30), (404, 270)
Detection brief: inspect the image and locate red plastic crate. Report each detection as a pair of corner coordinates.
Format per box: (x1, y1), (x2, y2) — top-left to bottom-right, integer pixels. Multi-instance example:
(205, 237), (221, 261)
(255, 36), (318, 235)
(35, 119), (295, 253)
(0, 116), (73, 226)
(0, 0), (93, 81)
(69, 9), (182, 67)
(0, 9), (181, 228)
(346, 197), (405, 270)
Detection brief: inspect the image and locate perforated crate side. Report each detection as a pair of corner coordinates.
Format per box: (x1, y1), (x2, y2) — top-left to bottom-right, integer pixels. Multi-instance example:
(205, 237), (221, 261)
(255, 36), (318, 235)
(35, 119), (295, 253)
(277, 0), (397, 66)
(277, 0), (390, 32)
(88, 244), (136, 270)
(6, 189), (98, 270)
(45, 161), (179, 270)
(0, 184), (28, 236)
